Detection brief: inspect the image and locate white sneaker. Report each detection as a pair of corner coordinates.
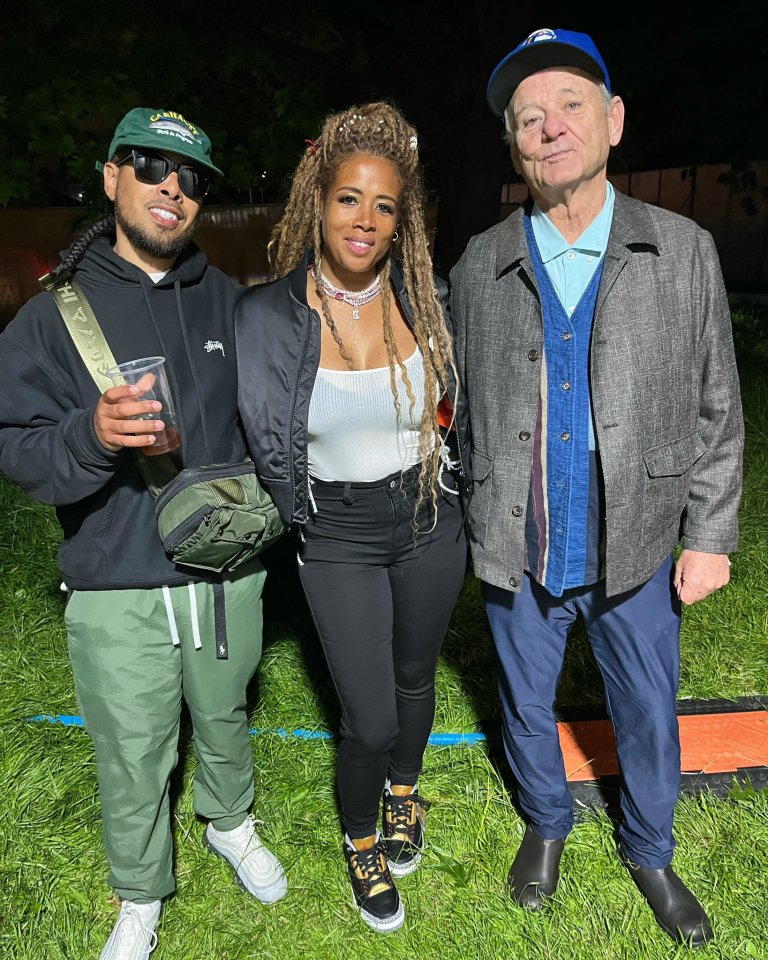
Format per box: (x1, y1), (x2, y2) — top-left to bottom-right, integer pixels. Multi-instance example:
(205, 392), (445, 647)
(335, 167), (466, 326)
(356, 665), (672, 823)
(205, 814), (287, 904)
(99, 899), (162, 960)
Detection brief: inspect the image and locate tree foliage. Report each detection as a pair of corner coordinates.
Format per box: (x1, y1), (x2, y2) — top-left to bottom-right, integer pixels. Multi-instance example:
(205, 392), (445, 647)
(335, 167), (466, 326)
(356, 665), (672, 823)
(0, 0), (337, 210)
(3, 0), (767, 273)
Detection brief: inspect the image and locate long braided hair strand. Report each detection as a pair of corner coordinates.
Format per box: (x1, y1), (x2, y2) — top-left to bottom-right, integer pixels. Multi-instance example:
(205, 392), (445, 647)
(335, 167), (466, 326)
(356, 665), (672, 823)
(40, 215), (116, 288)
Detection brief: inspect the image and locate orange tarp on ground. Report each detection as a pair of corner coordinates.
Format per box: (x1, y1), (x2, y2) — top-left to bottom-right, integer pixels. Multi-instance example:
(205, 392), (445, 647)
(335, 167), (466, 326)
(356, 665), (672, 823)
(559, 711), (768, 781)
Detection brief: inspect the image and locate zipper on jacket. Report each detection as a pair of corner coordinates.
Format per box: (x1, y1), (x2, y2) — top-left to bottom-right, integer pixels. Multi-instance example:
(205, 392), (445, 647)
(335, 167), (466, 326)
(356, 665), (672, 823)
(289, 306), (316, 523)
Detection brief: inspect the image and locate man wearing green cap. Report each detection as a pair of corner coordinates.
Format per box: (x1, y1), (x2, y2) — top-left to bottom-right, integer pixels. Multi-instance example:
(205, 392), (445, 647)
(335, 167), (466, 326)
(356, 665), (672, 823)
(0, 108), (287, 960)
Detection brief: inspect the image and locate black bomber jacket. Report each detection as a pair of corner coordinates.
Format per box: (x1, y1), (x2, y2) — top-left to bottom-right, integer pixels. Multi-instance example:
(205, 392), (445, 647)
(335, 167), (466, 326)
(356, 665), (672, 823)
(235, 251), (470, 526)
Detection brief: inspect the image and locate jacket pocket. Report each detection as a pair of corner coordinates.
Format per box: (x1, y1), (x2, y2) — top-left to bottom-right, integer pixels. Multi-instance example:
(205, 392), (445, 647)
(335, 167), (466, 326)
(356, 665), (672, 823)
(643, 431), (707, 478)
(641, 431), (706, 545)
(467, 450), (493, 548)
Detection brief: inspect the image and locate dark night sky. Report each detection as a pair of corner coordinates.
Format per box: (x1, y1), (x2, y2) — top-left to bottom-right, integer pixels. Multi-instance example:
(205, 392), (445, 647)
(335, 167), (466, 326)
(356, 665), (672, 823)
(283, 1), (768, 270)
(8, 1), (767, 190)
(358, 2), (766, 173)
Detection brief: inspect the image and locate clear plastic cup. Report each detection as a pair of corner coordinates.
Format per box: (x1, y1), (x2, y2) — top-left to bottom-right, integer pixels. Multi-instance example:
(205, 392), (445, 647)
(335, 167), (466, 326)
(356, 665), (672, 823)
(106, 356), (181, 456)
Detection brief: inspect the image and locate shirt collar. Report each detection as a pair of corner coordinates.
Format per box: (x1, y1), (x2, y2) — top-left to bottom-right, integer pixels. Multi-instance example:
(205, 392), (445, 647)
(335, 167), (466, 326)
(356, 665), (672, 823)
(531, 181), (615, 264)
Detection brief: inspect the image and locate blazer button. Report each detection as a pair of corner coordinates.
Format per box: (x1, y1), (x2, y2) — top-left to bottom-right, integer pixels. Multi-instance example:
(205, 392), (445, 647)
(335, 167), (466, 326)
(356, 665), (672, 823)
(511, 505), (523, 517)
(518, 430), (531, 441)
(508, 576), (519, 588)
(527, 349), (538, 361)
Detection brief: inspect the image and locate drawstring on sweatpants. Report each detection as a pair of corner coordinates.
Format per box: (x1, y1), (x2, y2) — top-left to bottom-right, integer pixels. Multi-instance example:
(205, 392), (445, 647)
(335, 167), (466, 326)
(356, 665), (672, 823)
(188, 583), (202, 649)
(162, 585), (180, 647)
(161, 583), (203, 649)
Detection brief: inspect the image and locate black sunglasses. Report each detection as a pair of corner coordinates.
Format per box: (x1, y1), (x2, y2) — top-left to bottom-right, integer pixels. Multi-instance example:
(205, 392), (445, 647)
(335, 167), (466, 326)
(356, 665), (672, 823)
(115, 149), (213, 200)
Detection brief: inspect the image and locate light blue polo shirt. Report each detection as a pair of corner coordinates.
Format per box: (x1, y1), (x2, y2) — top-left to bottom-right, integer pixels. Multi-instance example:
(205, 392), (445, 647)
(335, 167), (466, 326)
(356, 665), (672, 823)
(531, 181), (615, 316)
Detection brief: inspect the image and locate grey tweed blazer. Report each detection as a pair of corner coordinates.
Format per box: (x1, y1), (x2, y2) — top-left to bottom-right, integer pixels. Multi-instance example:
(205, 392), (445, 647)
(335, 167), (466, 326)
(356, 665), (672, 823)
(450, 190), (744, 597)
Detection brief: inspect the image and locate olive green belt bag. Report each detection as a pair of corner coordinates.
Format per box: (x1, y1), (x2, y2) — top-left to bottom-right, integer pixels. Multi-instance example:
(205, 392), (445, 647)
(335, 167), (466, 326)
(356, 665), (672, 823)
(48, 276), (286, 573)
(152, 457), (285, 573)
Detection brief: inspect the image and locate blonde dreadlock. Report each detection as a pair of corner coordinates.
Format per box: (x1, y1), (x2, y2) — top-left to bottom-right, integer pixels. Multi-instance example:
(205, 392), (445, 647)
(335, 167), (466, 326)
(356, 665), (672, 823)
(268, 101), (458, 527)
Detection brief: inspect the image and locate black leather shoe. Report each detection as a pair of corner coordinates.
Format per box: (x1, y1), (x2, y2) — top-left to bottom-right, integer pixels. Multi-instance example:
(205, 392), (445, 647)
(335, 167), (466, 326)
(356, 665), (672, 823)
(619, 846), (714, 947)
(507, 825), (566, 910)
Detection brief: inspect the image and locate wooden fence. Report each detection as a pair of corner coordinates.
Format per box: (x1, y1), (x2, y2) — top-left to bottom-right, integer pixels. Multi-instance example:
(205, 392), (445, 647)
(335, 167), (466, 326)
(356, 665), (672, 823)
(2, 160), (766, 330)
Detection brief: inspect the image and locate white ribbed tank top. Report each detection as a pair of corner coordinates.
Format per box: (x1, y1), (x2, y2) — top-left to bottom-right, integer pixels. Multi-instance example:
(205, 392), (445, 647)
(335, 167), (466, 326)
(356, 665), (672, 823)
(308, 347), (434, 481)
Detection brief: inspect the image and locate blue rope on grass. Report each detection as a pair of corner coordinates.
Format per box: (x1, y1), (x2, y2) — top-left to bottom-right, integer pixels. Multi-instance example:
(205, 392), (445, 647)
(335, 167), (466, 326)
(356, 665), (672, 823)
(30, 713), (85, 727)
(27, 714), (487, 746)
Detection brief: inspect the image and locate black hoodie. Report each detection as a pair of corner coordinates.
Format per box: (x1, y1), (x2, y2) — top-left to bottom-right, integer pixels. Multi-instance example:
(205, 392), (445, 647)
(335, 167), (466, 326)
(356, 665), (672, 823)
(0, 236), (246, 589)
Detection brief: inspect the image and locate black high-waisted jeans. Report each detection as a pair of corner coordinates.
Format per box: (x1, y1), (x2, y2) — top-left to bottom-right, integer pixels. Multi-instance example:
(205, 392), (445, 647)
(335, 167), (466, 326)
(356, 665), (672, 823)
(297, 463), (467, 838)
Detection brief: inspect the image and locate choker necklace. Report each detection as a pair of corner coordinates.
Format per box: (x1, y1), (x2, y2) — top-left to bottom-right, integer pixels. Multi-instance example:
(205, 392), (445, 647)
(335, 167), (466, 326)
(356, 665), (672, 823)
(313, 264), (381, 319)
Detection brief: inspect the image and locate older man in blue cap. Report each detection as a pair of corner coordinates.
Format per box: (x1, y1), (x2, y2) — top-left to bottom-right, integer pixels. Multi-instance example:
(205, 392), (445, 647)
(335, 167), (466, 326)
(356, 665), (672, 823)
(450, 27), (743, 947)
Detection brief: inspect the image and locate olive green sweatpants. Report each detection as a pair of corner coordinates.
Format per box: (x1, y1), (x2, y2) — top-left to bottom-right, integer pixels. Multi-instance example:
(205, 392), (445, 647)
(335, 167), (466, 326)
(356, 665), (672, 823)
(65, 563), (266, 902)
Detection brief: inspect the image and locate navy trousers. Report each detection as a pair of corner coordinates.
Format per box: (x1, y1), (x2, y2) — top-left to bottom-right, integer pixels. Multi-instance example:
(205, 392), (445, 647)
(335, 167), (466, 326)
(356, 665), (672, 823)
(483, 555), (682, 869)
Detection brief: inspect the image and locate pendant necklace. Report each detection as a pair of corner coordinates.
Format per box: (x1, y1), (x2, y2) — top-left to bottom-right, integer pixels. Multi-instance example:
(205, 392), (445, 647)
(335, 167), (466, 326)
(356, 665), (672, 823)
(312, 264), (381, 319)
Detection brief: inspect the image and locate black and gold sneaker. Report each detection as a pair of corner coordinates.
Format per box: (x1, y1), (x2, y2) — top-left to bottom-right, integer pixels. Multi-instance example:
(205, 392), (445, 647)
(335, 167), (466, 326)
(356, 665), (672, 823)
(344, 837), (405, 933)
(382, 786), (430, 877)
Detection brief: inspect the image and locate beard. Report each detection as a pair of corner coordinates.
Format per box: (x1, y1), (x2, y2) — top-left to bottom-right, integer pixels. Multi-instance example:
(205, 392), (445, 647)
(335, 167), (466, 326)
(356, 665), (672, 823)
(113, 194), (197, 262)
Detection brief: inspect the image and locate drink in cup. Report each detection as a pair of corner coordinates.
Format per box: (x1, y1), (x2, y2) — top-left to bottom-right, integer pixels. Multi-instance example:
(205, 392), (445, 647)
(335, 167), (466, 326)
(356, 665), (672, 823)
(106, 356), (181, 456)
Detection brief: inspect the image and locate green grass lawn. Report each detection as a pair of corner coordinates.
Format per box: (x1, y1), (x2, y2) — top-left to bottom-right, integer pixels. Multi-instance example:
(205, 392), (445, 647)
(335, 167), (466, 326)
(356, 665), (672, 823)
(1, 329), (767, 959)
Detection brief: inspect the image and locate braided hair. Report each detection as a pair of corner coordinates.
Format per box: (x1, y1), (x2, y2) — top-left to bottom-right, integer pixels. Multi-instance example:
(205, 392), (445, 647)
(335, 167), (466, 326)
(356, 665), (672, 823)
(268, 101), (458, 527)
(40, 214), (116, 289)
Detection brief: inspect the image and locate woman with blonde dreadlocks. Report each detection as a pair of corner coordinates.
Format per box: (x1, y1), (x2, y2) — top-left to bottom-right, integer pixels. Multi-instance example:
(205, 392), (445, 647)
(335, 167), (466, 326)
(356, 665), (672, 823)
(235, 101), (469, 933)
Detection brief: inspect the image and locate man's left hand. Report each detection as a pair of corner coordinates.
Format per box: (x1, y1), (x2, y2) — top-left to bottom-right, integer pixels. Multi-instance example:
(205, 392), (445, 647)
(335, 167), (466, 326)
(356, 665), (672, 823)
(674, 549), (731, 605)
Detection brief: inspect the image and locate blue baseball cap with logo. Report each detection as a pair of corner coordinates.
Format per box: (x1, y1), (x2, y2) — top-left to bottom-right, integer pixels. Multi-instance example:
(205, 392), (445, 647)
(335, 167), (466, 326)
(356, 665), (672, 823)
(487, 28), (611, 117)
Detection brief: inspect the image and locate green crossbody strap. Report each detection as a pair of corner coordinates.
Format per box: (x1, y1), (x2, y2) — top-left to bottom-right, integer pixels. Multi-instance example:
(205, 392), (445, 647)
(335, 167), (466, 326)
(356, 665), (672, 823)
(48, 278), (177, 498)
(50, 278), (120, 394)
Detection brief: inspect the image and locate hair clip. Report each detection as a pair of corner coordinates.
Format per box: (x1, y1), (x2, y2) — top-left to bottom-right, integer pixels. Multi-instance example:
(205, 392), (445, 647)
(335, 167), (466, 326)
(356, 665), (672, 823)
(409, 135), (418, 150)
(304, 138), (322, 155)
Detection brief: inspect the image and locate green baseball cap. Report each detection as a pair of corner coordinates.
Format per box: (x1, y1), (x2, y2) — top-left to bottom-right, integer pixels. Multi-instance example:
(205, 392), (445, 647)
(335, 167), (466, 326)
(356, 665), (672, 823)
(95, 107), (223, 176)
